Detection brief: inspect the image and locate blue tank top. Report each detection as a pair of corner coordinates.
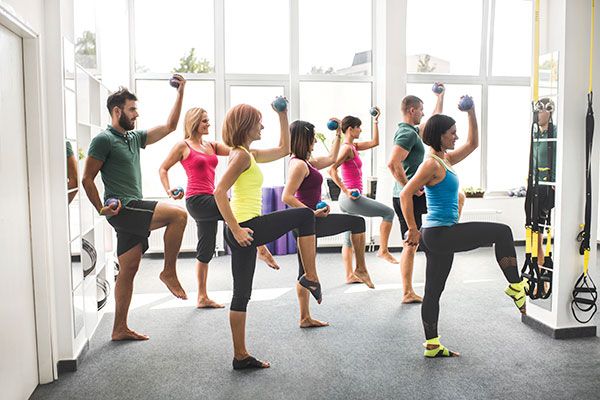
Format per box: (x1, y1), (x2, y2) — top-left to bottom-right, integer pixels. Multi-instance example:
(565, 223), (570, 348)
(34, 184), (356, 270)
(423, 154), (459, 228)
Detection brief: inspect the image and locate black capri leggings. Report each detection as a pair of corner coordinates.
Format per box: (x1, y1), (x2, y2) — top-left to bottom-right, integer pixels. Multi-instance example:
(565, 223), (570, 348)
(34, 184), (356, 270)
(224, 207), (316, 312)
(419, 222), (520, 340)
(295, 213), (365, 279)
(186, 194), (223, 263)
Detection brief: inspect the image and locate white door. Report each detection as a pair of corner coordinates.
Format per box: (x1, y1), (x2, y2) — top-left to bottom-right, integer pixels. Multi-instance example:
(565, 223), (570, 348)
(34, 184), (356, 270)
(0, 24), (39, 399)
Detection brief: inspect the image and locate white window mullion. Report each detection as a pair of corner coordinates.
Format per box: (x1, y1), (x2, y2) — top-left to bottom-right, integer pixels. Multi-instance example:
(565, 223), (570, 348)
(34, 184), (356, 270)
(128, 0), (136, 90)
(214, 0), (226, 141)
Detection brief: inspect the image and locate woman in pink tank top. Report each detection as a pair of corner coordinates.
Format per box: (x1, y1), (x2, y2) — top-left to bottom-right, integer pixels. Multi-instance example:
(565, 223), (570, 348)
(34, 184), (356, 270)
(159, 108), (277, 308)
(329, 109), (399, 267)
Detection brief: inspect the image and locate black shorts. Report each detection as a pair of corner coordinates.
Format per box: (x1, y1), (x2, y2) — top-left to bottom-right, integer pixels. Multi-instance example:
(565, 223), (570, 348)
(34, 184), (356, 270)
(186, 194), (223, 263)
(107, 200), (157, 256)
(393, 195), (428, 237)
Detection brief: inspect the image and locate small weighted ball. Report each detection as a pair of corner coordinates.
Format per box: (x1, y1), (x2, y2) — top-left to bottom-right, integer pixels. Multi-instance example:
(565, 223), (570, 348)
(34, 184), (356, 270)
(172, 186), (184, 197)
(432, 83), (444, 94)
(369, 107), (379, 117)
(458, 95), (474, 111)
(272, 97), (288, 112)
(351, 190), (360, 198)
(316, 201), (328, 210)
(104, 198), (119, 210)
(169, 75), (181, 89)
(327, 119), (339, 131)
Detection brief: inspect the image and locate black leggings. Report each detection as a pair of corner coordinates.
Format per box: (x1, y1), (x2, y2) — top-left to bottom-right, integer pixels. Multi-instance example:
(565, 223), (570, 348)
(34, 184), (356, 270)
(420, 222), (520, 339)
(224, 208), (316, 312)
(295, 213), (365, 279)
(186, 195), (223, 263)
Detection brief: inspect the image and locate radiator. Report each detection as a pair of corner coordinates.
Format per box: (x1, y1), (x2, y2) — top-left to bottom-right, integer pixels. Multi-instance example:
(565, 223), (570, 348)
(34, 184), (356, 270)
(147, 219), (224, 254)
(458, 209), (502, 223)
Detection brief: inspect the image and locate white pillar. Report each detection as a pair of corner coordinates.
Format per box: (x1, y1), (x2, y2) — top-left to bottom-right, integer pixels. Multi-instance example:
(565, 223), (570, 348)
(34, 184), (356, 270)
(373, 0), (406, 248)
(525, 0), (600, 337)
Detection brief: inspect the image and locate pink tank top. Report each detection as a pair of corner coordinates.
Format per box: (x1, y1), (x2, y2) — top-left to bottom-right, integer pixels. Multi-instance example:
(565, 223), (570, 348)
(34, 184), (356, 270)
(340, 144), (363, 193)
(180, 141), (218, 197)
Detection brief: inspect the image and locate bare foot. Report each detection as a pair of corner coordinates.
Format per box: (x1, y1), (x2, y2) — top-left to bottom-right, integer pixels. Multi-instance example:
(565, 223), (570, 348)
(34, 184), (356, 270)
(346, 274), (362, 284)
(300, 317), (329, 328)
(257, 246), (279, 270)
(354, 269), (375, 289)
(402, 293), (423, 304)
(112, 328), (149, 341)
(197, 298), (225, 309)
(159, 271), (188, 300)
(378, 251), (399, 264)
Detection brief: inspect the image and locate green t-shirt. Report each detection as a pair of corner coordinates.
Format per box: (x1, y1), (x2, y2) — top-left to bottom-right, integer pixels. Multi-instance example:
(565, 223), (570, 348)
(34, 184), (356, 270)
(533, 124), (557, 183)
(392, 123), (425, 197)
(87, 125), (148, 206)
(66, 141), (74, 158)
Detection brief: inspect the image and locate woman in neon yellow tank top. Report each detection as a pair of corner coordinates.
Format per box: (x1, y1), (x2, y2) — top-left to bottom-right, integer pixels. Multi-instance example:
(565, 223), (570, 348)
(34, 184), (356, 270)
(214, 102), (322, 370)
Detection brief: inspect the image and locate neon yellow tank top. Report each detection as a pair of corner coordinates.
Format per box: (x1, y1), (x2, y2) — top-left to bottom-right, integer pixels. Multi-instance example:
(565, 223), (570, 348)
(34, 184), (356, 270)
(231, 147), (263, 222)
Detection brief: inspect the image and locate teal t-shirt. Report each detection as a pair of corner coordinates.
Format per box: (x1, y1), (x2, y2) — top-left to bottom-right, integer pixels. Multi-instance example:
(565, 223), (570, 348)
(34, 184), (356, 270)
(392, 123), (425, 197)
(533, 124), (557, 183)
(87, 125), (148, 206)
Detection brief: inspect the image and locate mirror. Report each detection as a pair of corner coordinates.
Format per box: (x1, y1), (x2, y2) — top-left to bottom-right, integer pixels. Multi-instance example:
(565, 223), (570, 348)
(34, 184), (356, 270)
(527, 51), (558, 310)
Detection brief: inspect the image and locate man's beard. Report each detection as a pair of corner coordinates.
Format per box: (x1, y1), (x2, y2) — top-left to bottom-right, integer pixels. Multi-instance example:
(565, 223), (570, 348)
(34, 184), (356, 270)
(119, 112), (135, 131)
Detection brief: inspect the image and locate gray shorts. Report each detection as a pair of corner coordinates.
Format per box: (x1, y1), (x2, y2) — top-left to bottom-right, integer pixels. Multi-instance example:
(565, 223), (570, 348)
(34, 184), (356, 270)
(338, 193), (395, 247)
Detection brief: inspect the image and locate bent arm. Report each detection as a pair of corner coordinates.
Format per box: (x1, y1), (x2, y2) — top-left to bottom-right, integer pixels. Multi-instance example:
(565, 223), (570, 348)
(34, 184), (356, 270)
(328, 145), (353, 196)
(82, 156), (104, 213)
(214, 150), (249, 233)
(254, 111), (290, 163)
(447, 108), (478, 165)
(310, 127), (342, 170)
(159, 142), (185, 195)
(400, 160), (436, 230)
(282, 160), (310, 208)
(387, 145), (410, 187)
(146, 77), (186, 145)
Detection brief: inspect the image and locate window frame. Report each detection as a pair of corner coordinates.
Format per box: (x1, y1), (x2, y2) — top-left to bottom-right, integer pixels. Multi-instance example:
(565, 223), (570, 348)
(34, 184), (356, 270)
(406, 0), (531, 189)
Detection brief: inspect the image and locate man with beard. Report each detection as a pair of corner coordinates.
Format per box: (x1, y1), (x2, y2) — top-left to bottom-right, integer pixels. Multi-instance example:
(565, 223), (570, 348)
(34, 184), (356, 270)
(387, 86), (445, 304)
(82, 77), (188, 341)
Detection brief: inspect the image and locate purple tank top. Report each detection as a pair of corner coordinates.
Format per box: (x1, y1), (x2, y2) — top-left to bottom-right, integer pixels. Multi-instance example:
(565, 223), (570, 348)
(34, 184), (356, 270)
(340, 144), (363, 193)
(293, 158), (323, 210)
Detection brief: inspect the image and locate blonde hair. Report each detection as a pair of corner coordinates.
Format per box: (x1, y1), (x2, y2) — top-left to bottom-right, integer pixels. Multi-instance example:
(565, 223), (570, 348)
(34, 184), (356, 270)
(222, 104), (262, 148)
(184, 107), (208, 140)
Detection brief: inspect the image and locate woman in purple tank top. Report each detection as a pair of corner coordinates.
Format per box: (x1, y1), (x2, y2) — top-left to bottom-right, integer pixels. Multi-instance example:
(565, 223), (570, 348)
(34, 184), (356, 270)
(329, 109), (399, 271)
(159, 108), (278, 309)
(283, 119), (373, 328)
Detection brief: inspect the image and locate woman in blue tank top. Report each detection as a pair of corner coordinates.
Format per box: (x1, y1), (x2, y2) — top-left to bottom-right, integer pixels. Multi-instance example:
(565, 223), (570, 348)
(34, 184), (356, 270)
(400, 104), (528, 358)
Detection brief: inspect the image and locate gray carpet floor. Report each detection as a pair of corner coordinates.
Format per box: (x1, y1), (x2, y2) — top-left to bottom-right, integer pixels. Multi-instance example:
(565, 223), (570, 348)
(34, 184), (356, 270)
(31, 247), (600, 400)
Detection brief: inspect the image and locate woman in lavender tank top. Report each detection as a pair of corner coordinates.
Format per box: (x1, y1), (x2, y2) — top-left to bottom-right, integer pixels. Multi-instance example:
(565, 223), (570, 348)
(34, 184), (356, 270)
(159, 108), (278, 309)
(329, 109), (399, 270)
(283, 119), (374, 328)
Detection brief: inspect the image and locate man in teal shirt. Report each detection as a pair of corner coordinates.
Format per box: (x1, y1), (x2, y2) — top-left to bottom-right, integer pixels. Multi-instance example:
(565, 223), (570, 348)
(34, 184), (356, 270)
(387, 86), (444, 303)
(83, 78), (187, 341)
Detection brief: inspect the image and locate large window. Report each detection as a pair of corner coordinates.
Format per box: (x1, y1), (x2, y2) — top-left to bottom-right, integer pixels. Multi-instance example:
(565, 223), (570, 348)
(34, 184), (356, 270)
(299, 82), (373, 184)
(486, 86), (531, 190)
(131, 0), (374, 193)
(229, 85), (286, 185)
(299, 0), (372, 76)
(406, 0), (483, 75)
(406, 83), (482, 188)
(407, 0), (532, 190)
(225, 0), (289, 74)
(135, 80), (215, 198)
(134, 0), (214, 74)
